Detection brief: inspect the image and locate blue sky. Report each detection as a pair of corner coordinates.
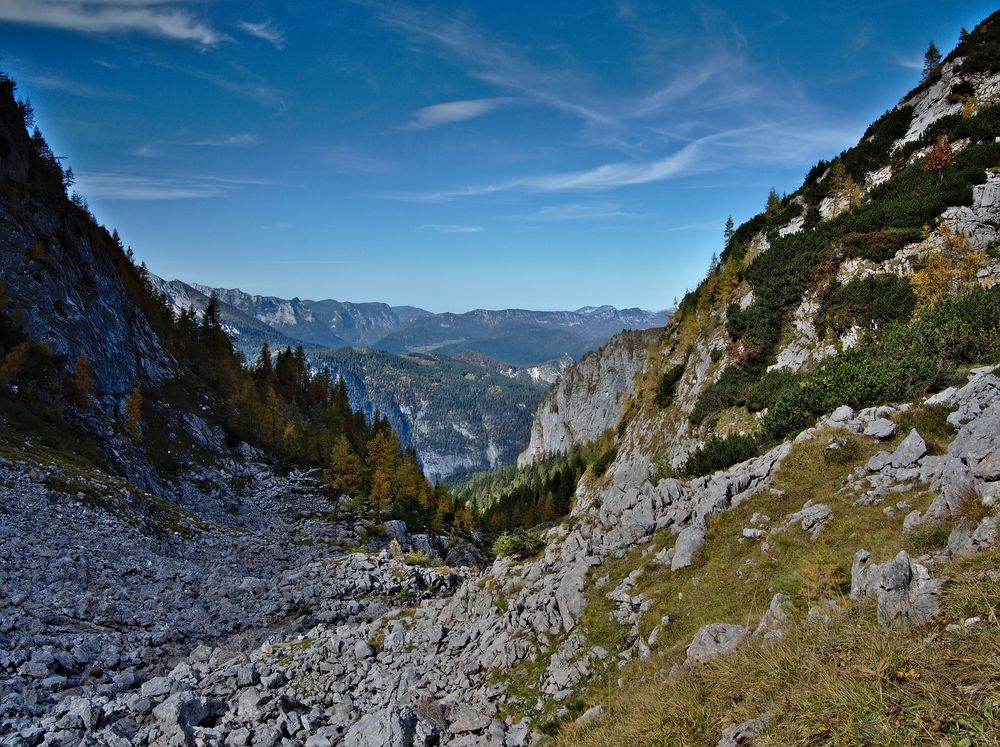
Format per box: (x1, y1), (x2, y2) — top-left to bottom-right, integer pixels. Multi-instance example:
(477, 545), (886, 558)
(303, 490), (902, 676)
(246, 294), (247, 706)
(1, 1), (992, 312)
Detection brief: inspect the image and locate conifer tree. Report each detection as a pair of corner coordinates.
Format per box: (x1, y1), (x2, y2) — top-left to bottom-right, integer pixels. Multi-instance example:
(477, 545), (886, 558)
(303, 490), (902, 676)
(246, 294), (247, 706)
(765, 188), (782, 218)
(71, 353), (95, 407)
(124, 385), (143, 441)
(827, 160), (861, 210)
(724, 215), (735, 244)
(923, 40), (941, 79)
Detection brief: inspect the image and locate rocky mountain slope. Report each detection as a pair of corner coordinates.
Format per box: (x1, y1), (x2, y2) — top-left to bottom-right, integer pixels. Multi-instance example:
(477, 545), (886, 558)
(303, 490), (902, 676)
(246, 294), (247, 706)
(4, 11), (1000, 747)
(518, 328), (659, 467)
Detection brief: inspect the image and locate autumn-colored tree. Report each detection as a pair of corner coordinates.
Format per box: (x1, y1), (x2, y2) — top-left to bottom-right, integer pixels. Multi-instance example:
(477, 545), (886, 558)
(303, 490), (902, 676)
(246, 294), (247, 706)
(765, 188), (782, 218)
(124, 385), (143, 441)
(922, 135), (955, 173)
(366, 430), (400, 521)
(827, 160), (861, 210)
(325, 435), (364, 517)
(962, 96), (977, 119)
(911, 223), (986, 306)
(71, 353), (95, 407)
(923, 40), (941, 79)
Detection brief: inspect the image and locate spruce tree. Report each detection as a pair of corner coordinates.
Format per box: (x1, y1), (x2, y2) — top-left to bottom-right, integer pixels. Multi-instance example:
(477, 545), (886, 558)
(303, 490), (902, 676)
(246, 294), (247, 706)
(923, 40), (941, 79)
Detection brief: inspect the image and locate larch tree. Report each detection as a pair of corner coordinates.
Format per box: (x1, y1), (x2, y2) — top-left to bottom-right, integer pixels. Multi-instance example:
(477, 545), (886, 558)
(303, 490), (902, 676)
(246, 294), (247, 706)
(71, 353), (95, 407)
(124, 385), (143, 442)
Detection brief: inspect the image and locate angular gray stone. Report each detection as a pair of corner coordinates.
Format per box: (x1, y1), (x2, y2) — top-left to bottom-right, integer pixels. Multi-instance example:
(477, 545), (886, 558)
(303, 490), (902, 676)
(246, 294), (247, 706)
(830, 405), (854, 423)
(151, 690), (206, 734)
(449, 705), (491, 734)
(890, 429), (927, 468)
(851, 549), (943, 627)
(716, 713), (771, 746)
(685, 623), (751, 665)
(864, 418), (897, 441)
(574, 704), (605, 726)
(671, 526), (706, 571)
(345, 707), (416, 747)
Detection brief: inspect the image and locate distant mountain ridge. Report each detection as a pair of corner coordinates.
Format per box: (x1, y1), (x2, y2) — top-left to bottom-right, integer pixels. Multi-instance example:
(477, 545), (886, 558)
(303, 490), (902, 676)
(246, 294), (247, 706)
(178, 280), (667, 366)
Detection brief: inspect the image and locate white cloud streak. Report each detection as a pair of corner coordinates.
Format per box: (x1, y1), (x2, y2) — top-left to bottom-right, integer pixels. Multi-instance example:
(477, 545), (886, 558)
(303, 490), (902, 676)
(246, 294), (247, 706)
(512, 202), (641, 221)
(75, 172), (270, 200)
(186, 133), (261, 147)
(0, 0), (223, 46)
(418, 224), (484, 233)
(402, 97), (513, 130)
(238, 19), (284, 49)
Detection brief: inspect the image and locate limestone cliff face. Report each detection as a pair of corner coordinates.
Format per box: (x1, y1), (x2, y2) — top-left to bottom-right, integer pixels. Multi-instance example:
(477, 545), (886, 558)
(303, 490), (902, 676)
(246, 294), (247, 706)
(0, 82), (173, 401)
(518, 328), (659, 466)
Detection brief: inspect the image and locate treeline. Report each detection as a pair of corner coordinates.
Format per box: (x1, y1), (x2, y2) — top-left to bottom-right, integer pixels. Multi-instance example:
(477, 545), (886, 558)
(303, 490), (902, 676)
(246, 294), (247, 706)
(454, 437), (615, 533)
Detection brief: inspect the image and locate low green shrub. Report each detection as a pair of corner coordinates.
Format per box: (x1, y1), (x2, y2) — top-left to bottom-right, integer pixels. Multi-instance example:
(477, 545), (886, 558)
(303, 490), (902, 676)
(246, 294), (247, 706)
(762, 286), (1000, 440)
(841, 229), (923, 263)
(654, 364), (686, 409)
(680, 433), (759, 478)
(492, 529), (544, 560)
(360, 523), (387, 544)
(818, 274), (917, 336)
(401, 549), (431, 567)
(591, 445), (618, 477)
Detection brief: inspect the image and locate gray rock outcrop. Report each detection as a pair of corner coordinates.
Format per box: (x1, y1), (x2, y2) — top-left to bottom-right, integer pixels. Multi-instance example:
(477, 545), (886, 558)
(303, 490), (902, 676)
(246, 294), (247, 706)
(519, 329), (658, 466)
(850, 549), (943, 626)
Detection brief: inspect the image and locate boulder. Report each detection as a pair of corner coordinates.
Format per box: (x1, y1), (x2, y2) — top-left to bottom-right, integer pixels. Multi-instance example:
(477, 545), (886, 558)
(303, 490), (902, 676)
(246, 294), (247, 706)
(671, 526), (705, 571)
(851, 549), (943, 626)
(716, 713), (771, 746)
(449, 705), (491, 734)
(345, 707), (416, 747)
(864, 418), (897, 441)
(685, 623), (751, 666)
(151, 691), (207, 735)
(890, 429), (927, 468)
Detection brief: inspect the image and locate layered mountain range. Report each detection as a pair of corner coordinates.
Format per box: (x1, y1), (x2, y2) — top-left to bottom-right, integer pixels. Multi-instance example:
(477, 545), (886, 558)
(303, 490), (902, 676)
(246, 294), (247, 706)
(150, 276), (664, 480)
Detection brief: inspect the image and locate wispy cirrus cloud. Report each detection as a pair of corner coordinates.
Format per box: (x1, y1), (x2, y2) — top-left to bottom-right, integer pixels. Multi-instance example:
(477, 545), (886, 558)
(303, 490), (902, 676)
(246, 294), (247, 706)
(357, 1), (615, 125)
(896, 56), (924, 71)
(186, 133), (261, 147)
(0, 0), (223, 46)
(238, 19), (284, 49)
(24, 71), (125, 99)
(512, 202), (643, 221)
(322, 145), (393, 174)
(75, 172), (271, 200)
(402, 97), (514, 130)
(418, 224), (484, 233)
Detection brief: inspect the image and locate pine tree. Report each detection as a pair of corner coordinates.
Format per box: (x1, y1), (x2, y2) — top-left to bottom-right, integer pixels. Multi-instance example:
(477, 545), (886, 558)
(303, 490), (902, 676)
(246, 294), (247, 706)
(724, 216), (735, 244)
(923, 40), (941, 79)
(71, 353), (95, 407)
(959, 27), (970, 43)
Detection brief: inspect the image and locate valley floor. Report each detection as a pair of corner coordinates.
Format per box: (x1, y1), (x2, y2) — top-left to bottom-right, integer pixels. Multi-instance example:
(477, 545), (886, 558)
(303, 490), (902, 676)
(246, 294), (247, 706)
(3, 366), (1000, 747)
